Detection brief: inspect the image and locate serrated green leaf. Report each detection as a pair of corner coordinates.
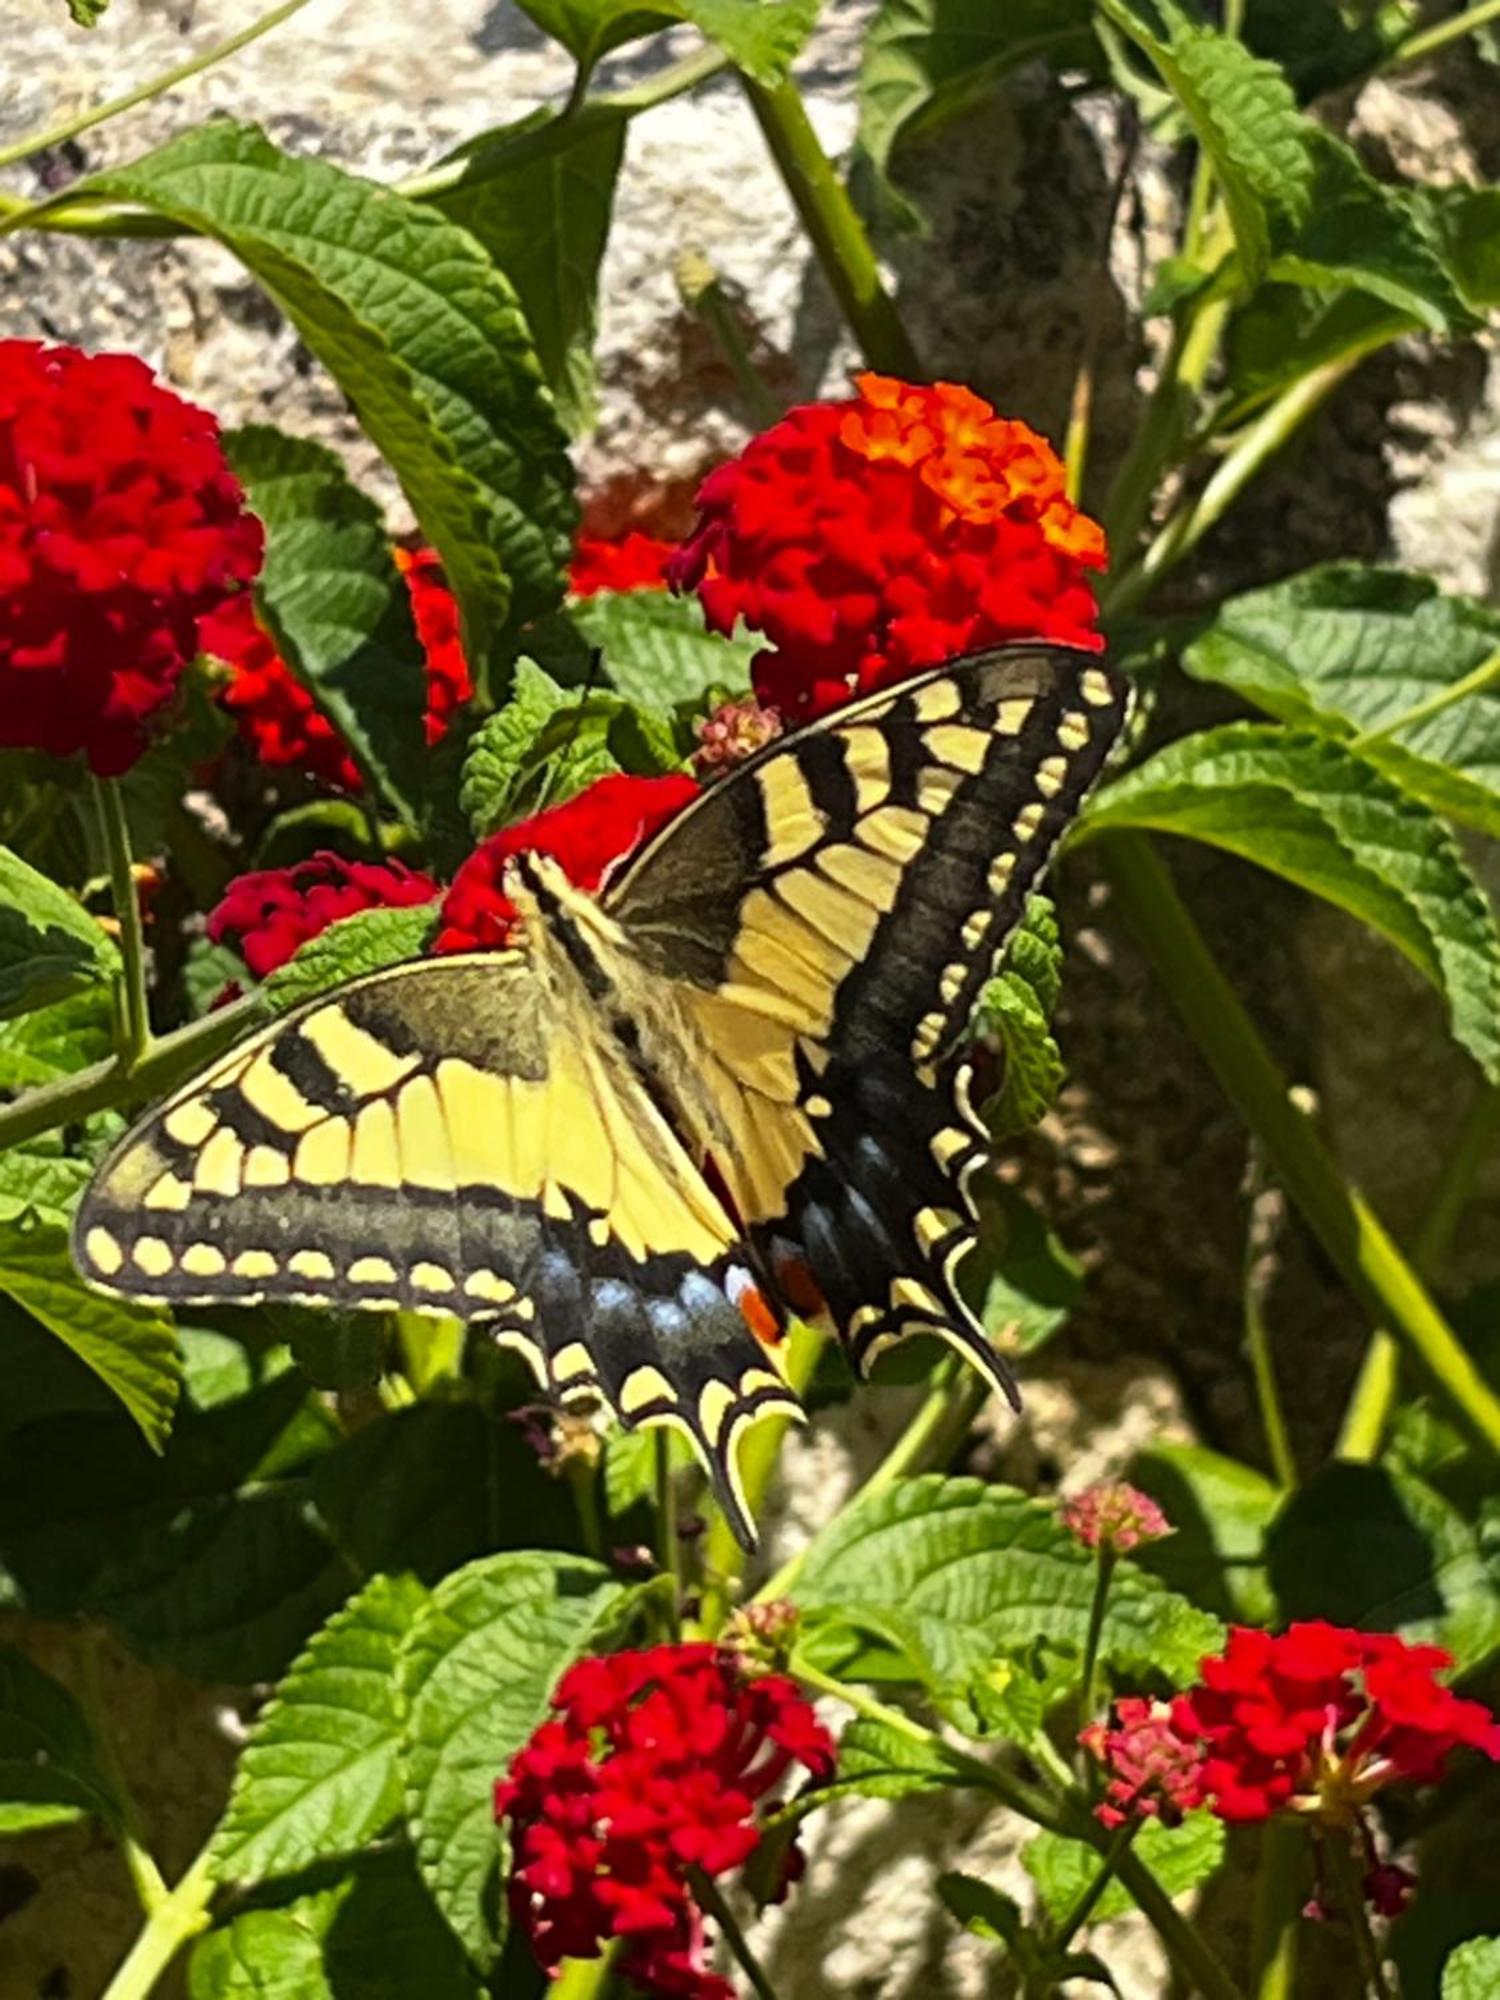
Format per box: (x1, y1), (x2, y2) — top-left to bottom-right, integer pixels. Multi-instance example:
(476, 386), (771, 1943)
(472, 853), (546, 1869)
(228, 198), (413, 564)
(514, 0), (672, 69)
(571, 587), (760, 709)
(1443, 1938), (1500, 2000)
(263, 904), (438, 1013)
(855, 0), (1096, 218)
(0, 987), (114, 1090)
(459, 659), (618, 835)
(1023, 1813), (1225, 1925)
(0, 1145), (91, 1227)
(0, 1215), (179, 1450)
(80, 121), (576, 689)
(976, 894), (1063, 1140)
(1183, 567), (1500, 841)
(964, 1184), (1082, 1359)
(1099, 0), (1313, 287)
(399, 1552), (631, 1965)
(602, 1422), (695, 1519)
(215, 1572), (428, 1884)
(679, 0), (821, 85)
(0, 845), (117, 1022)
(0, 1645), (121, 1834)
(1081, 723), (1500, 1082)
(1129, 1442), (1278, 1626)
(792, 1476), (1222, 1688)
(433, 111), (626, 434)
(1426, 186), (1500, 312)
(190, 1847), (483, 2000)
(1267, 1462), (1500, 1673)
(223, 428), (430, 827)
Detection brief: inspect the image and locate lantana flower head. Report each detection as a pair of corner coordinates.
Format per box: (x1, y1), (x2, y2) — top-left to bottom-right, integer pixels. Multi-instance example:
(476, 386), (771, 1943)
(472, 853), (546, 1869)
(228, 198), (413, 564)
(1173, 1622), (1500, 1825)
(570, 529), (676, 597)
(669, 371), (1107, 721)
(392, 543), (474, 743)
(694, 697), (783, 777)
(1081, 1696), (1205, 1830)
(0, 339), (262, 774)
(207, 851), (439, 980)
(1062, 1481), (1172, 1555)
(496, 1642), (833, 1997)
(434, 771), (699, 953)
(201, 593), (364, 793)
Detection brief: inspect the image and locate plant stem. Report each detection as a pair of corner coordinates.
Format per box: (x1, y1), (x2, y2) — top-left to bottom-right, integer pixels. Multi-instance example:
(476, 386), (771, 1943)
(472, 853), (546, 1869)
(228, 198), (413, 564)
(689, 1868), (782, 2000)
(655, 1428), (682, 1630)
(698, 1321), (825, 1633)
(1349, 645), (1500, 752)
(0, 991), (262, 1155)
(1077, 1548), (1117, 1759)
(1054, 1818), (1142, 1950)
(1097, 832), (1500, 1458)
(550, 1948), (620, 2000)
(0, 0), (316, 175)
(99, 1837), (216, 2000)
(1243, 1161), (1298, 1488)
(1064, 107), (1139, 506)
(80, 1631), (168, 1919)
(741, 79), (921, 378)
(677, 249), (782, 428)
(1323, 1830), (1394, 2000)
(1385, 0), (1500, 69)
(1111, 1845), (1246, 2000)
(1337, 1079), (1500, 1461)
(1248, 1817), (1304, 2000)
(91, 777), (152, 1069)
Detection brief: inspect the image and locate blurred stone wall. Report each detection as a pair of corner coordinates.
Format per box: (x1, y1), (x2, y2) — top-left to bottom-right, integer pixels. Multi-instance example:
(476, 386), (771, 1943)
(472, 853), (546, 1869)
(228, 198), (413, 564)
(1, 3), (1497, 1995)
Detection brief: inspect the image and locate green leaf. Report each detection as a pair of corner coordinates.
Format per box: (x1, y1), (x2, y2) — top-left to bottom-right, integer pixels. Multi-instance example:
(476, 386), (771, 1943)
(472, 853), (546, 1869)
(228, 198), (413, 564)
(432, 112), (627, 434)
(1243, 0), (1412, 100)
(855, 0), (1096, 215)
(1444, 1938), (1500, 2000)
(224, 428), (430, 827)
(937, 1872), (1028, 1950)
(0, 987), (114, 1090)
(1022, 1813), (1226, 1925)
(1267, 1462), (1500, 1673)
(679, 0), (821, 85)
(66, 0), (108, 21)
(0, 1215), (179, 1450)
(1183, 566), (1500, 841)
(0, 845), (118, 1022)
(1426, 186), (1500, 312)
(602, 1422), (695, 1519)
(835, 1716), (962, 1799)
(976, 894), (1063, 1139)
(190, 1846), (483, 2000)
(459, 659), (619, 836)
(1081, 723), (1500, 1082)
(964, 1184), (1082, 1360)
(1099, 0), (1313, 287)
(398, 1551), (630, 1965)
(263, 903), (439, 1013)
(513, 0), (672, 71)
(0, 1144), (92, 1227)
(792, 1476), (1222, 1688)
(571, 587), (760, 709)
(1129, 1442), (1279, 1625)
(81, 121), (576, 688)
(214, 1572), (428, 1884)
(0, 1645), (121, 1834)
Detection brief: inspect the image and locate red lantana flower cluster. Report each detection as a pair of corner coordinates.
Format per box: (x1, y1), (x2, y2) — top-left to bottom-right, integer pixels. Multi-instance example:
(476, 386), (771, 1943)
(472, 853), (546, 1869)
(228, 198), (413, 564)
(669, 370), (1107, 722)
(495, 1642), (833, 1999)
(1062, 1480), (1173, 1555)
(1085, 1623), (1500, 1835)
(0, 339), (262, 775)
(570, 529), (676, 597)
(393, 544), (474, 743)
(207, 851), (438, 981)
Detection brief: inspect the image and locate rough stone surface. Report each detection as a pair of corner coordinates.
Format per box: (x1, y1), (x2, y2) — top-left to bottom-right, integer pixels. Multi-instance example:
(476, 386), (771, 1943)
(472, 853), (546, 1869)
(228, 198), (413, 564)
(1, 4), (1497, 1996)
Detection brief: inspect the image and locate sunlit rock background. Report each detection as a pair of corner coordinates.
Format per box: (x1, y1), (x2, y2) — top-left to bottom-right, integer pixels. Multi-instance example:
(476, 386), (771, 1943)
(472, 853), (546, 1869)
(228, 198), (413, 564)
(1, 1), (1497, 1993)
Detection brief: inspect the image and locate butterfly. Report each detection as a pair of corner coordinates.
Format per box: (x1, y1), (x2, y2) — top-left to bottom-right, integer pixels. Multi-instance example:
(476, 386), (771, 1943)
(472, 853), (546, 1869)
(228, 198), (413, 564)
(73, 644), (1127, 1544)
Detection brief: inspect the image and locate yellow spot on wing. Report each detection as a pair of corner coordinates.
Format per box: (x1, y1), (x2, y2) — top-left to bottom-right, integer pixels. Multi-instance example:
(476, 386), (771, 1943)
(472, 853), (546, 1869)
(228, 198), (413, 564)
(231, 1249), (278, 1280)
(396, 1074), (455, 1193)
(1058, 709), (1089, 751)
(144, 1172), (193, 1212)
(819, 840), (902, 908)
(289, 1248), (336, 1282)
(1012, 802), (1045, 841)
(913, 677), (963, 721)
(350, 1100), (401, 1189)
(1034, 754), (1069, 799)
(758, 754), (826, 867)
(239, 1052), (322, 1135)
(464, 1269), (515, 1305)
(859, 804), (927, 866)
(349, 1255), (398, 1286)
(926, 724), (988, 775)
(194, 1126), (244, 1198)
(552, 1341), (595, 1385)
(1081, 666), (1115, 708)
(997, 696), (1036, 735)
(620, 1365), (675, 1415)
(302, 1006), (421, 1099)
(410, 1261), (454, 1295)
(842, 725), (892, 813)
(132, 1236), (174, 1278)
(181, 1243), (226, 1279)
(244, 1145), (291, 1190)
(294, 1120), (351, 1186)
(163, 1099), (216, 1148)
(698, 1379), (736, 1444)
(776, 869), (878, 963)
(989, 853), (1017, 894)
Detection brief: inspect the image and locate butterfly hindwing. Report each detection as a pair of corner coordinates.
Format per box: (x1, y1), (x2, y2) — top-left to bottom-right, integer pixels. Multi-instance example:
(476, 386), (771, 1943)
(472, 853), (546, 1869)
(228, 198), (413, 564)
(605, 644), (1128, 1383)
(72, 953), (797, 1542)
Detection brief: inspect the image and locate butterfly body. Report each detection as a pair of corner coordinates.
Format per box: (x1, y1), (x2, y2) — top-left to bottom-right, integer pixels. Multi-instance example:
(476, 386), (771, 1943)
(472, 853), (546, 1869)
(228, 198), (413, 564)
(73, 645), (1127, 1542)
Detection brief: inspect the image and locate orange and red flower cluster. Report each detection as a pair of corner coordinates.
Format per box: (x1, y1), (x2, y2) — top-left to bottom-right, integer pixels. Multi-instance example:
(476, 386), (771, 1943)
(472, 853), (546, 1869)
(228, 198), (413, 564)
(569, 528), (676, 597)
(1086, 1622), (1500, 1845)
(207, 852), (438, 981)
(495, 1642), (832, 1998)
(668, 370), (1107, 721)
(0, 339), (261, 775)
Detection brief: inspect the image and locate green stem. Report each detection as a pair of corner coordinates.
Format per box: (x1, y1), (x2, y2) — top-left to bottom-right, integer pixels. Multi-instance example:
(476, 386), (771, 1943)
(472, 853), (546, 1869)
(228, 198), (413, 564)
(1243, 1169), (1298, 1488)
(80, 1632), (168, 1919)
(1107, 355), (1361, 615)
(1064, 109), (1139, 506)
(550, 1947), (620, 2000)
(1097, 832), (1500, 1458)
(741, 79), (921, 378)
(0, 991), (261, 1155)
(1323, 1830), (1394, 2000)
(1337, 1080), (1500, 1461)
(1111, 1845), (1246, 2000)
(1385, 0), (1500, 68)
(677, 249), (781, 428)
(655, 1428), (682, 1630)
(698, 1321), (825, 1633)
(99, 1838), (216, 2000)
(1077, 1547), (1117, 1756)
(1053, 1818), (1142, 1950)
(0, 0), (316, 175)
(1349, 645), (1500, 752)
(689, 1868), (781, 2000)
(568, 1457), (606, 1563)
(92, 776), (152, 1069)
(1248, 1817), (1304, 2000)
